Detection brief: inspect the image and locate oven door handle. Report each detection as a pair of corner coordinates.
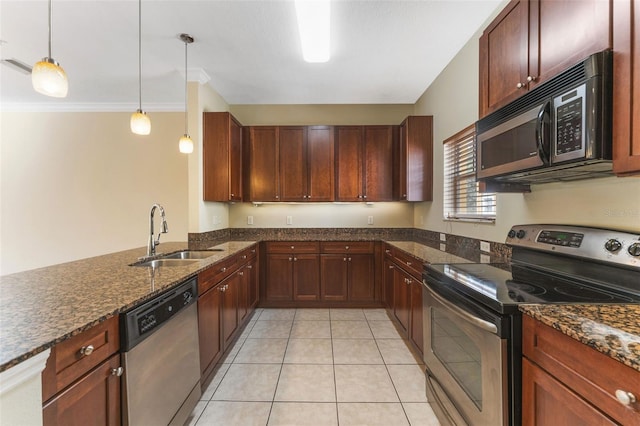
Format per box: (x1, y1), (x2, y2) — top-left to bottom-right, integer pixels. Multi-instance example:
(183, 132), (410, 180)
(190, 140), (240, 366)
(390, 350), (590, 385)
(427, 286), (498, 334)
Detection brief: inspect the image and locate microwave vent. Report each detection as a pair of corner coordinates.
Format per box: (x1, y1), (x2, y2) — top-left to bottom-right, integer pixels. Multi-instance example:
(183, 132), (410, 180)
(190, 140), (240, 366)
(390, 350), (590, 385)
(477, 50), (611, 132)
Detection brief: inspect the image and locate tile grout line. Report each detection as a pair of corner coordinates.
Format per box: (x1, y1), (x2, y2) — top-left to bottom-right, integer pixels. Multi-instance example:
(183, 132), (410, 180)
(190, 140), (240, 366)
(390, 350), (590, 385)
(329, 309), (341, 426)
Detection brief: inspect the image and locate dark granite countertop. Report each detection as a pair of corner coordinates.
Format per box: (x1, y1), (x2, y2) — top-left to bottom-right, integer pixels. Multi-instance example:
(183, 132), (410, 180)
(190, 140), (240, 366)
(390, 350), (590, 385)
(520, 304), (640, 372)
(0, 241), (256, 372)
(386, 241), (474, 265)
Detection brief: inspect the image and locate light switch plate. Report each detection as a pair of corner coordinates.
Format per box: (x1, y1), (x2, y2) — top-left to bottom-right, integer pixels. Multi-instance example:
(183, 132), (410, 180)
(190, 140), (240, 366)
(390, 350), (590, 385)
(247, 216), (254, 225)
(480, 241), (491, 252)
(440, 233), (446, 242)
(440, 243), (446, 251)
(367, 216), (374, 225)
(480, 254), (491, 263)
(286, 215), (293, 225)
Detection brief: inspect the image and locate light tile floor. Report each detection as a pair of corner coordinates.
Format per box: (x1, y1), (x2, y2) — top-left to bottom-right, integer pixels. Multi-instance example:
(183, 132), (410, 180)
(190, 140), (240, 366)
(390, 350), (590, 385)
(186, 308), (440, 426)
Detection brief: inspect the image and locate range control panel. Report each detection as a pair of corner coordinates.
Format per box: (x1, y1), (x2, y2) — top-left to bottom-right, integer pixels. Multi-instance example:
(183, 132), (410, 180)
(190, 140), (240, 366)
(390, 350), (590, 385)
(506, 224), (640, 268)
(122, 277), (197, 351)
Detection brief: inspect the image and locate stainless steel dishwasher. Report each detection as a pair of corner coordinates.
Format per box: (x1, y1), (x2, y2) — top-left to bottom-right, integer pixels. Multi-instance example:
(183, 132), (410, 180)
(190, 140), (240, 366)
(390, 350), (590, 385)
(121, 277), (201, 426)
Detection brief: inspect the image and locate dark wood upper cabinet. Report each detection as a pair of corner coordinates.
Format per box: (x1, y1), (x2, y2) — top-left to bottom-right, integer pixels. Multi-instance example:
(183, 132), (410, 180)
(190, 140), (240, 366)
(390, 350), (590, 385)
(279, 126), (308, 201)
(613, 0), (640, 176)
(335, 125), (395, 202)
(479, 0), (611, 117)
(397, 116), (433, 202)
(203, 112), (243, 202)
(307, 126), (335, 201)
(246, 126), (280, 201)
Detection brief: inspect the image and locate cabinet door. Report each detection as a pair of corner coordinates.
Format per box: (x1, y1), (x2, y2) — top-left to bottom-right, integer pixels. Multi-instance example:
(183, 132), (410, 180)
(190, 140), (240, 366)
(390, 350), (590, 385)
(335, 126), (363, 201)
(348, 254), (375, 301)
(320, 255), (348, 301)
(198, 286), (222, 375)
(613, 0), (640, 175)
(393, 268), (410, 333)
(222, 274), (239, 349)
(399, 116), (433, 202)
(293, 254), (320, 301)
(363, 126), (395, 201)
(307, 126), (335, 201)
(522, 358), (616, 426)
(266, 254), (294, 301)
(531, 0), (611, 91)
(279, 126), (308, 201)
(237, 266), (248, 323)
(229, 116), (243, 201)
(409, 278), (423, 354)
(479, 0), (529, 117)
(247, 257), (259, 309)
(43, 354), (121, 426)
(383, 259), (395, 309)
(248, 126), (279, 201)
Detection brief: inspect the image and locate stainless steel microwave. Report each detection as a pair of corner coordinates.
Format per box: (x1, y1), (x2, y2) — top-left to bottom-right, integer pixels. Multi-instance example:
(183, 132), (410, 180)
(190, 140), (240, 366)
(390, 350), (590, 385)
(476, 50), (613, 184)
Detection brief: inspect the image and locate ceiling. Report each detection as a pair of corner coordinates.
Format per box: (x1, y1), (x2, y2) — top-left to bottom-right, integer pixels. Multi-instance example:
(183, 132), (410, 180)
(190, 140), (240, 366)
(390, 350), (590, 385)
(0, 0), (502, 110)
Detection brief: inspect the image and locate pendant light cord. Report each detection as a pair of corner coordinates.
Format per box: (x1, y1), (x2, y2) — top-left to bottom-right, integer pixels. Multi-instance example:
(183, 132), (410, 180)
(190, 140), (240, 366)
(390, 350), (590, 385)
(184, 38), (188, 135)
(47, 0), (52, 58)
(138, 0), (142, 111)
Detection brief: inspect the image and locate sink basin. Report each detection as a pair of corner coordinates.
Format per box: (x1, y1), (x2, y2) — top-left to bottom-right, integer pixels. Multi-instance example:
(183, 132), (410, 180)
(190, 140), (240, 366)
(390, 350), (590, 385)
(131, 259), (200, 268)
(163, 250), (224, 260)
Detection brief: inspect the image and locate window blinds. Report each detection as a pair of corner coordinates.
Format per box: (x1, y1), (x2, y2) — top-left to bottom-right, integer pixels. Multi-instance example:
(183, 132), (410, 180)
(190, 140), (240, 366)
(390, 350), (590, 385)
(443, 124), (496, 221)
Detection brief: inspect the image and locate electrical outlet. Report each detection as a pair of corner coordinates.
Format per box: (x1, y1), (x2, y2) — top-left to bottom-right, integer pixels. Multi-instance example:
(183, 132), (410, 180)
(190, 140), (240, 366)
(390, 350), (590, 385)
(247, 216), (254, 225)
(286, 215), (293, 225)
(367, 215), (374, 225)
(480, 254), (491, 263)
(439, 243), (446, 251)
(440, 233), (446, 242)
(480, 241), (491, 252)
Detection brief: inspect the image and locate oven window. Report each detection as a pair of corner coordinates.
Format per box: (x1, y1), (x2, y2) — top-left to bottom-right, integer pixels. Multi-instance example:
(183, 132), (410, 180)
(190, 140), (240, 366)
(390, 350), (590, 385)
(431, 308), (483, 409)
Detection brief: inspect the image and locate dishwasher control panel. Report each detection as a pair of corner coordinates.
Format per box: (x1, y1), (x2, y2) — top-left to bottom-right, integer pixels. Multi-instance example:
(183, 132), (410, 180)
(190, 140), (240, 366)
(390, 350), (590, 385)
(121, 277), (197, 351)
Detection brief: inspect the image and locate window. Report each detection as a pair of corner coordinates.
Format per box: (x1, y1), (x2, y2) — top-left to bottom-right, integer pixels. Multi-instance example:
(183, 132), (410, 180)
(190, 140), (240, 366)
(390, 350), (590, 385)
(443, 124), (496, 222)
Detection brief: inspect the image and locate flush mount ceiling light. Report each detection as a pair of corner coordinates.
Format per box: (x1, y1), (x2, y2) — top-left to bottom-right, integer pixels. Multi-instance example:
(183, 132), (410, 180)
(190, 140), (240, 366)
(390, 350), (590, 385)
(178, 33), (194, 154)
(32, 0), (68, 97)
(295, 0), (331, 63)
(130, 0), (150, 135)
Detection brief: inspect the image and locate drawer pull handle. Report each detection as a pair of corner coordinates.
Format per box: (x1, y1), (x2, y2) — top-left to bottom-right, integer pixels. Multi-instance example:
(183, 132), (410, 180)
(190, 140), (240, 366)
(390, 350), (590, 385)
(79, 345), (94, 356)
(111, 367), (124, 377)
(615, 390), (636, 406)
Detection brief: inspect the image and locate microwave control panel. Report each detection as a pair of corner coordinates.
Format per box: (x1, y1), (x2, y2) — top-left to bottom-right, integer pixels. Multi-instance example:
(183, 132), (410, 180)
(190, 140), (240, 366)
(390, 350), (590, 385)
(556, 97), (582, 154)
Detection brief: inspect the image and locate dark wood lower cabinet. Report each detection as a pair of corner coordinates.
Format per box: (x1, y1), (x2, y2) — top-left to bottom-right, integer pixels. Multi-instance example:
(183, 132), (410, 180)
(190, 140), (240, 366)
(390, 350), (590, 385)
(43, 354), (121, 426)
(320, 255), (349, 301)
(221, 273), (239, 349)
(348, 255), (375, 301)
(266, 254), (295, 301)
(198, 281), (222, 378)
(393, 267), (411, 333)
(293, 254), (321, 301)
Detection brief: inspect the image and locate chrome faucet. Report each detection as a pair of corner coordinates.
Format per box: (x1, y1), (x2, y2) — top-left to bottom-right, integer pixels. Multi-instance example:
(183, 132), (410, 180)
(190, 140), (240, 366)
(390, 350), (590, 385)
(147, 204), (169, 257)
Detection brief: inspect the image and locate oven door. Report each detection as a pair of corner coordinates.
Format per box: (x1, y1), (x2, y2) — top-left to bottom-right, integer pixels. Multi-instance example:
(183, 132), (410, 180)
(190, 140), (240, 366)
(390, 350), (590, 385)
(423, 283), (508, 426)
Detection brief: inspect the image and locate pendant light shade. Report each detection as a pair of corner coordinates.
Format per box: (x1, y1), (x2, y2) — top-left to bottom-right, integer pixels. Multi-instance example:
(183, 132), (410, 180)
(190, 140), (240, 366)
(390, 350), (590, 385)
(32, 0), (68, 97)
(130, 110), (151, 135)
(179, 33), (194, 154)
(131, 0), (150, 135)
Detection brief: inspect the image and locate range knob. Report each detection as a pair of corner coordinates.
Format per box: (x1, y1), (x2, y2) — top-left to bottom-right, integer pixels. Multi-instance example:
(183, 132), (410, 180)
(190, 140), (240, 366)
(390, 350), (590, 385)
(516, 230), (526, 239)
(605, 239), (623, 253)
(508, 230), (516, 238)
(628, 242), (640, 257)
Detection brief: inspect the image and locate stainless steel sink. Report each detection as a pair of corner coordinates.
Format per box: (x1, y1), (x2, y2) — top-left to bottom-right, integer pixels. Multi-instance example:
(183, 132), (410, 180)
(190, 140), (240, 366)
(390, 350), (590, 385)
(162, 250), (224, 260)
(131, 259), (200, 268)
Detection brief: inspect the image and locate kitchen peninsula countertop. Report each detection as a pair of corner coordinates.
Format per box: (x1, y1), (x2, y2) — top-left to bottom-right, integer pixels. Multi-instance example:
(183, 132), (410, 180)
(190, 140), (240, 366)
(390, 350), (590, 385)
(520, 304), (640, 372)
(0, 241), (255, 372)
(386, 241), (474, 264)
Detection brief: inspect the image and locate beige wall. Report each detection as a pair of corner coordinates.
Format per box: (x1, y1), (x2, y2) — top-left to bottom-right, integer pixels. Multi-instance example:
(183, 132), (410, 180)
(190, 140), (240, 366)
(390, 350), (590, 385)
(226, 104), (416, 228)
(0, 111), (188, 275)
(413, 22), (640, 241)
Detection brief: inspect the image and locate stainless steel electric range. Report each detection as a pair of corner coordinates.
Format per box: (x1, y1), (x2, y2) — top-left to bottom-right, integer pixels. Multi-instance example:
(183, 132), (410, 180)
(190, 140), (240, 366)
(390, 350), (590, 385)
(422, 224), (640, 426)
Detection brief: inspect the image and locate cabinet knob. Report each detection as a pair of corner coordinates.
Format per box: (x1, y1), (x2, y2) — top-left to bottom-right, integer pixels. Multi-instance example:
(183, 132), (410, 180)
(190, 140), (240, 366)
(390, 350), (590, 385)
(111, 367), (123, 377)
(247, 265), (253, 269)
(221, 267), (227, 272)
(615, 390), (636, 406)
(242, 255), (247, 259)
(348, 257), (352, 262)
(79, 345), (94, 356)
(238, 271), (244, 276)
(402, 194), (407, 198)
(343, 258), (347, 262)
(345, 246), (350, 250)
(219, 286), (225, 292)
(363, 195), (367, 199)
(230, 193), (235, 197)
(389, 265), (394, 269)
(516, 82), (525, 89)
(526, 75), (536, 82)
(357, 195), (363, 199)
(289, 257), (293, 261)
(385, 249), (391, 254)
(293, 257), (297, 262)
(406, 261), (412, 266)
(251, 249), (256, 253)
(291, 245), (295, 250)
(275, 195), (280, 199)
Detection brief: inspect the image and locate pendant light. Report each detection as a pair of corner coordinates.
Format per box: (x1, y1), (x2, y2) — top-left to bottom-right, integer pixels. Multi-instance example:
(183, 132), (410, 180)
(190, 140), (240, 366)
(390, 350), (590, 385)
(32, 0), (68, 97)
(178, 34), (194, 154)
(130, 0), (150, 135)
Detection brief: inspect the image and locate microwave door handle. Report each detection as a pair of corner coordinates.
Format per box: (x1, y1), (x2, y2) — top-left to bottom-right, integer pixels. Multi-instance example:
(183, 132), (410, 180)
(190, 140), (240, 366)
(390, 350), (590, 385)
(427, 286), (498, 334)
(536, 101), (551, 164)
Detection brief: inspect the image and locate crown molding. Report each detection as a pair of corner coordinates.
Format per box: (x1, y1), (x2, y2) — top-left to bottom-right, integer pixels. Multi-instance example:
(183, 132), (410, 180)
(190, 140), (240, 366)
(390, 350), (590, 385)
(0, 102), (184, 113)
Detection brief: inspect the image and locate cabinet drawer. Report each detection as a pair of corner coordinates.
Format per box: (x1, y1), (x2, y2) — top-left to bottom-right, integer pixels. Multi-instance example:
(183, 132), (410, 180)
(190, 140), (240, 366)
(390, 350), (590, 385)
(199, 255), (238, 295)
(237, 245), (258, 263)
(523, 315), (640, 424)
(384, 244), (394, 258)
(321, 241), (374, 254)
(266, 241), (319, 253)
(42, 316), (119, 402)
(391, 248), (422, 278)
